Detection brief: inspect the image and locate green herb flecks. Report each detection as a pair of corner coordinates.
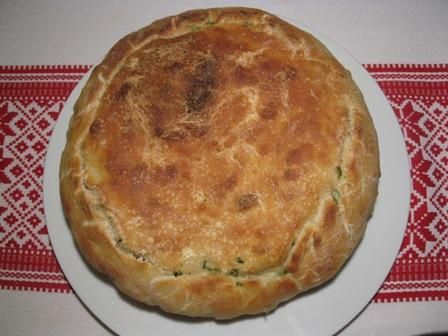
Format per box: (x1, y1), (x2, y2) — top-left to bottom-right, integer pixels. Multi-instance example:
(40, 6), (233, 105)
(228, 269), (239, 277)
(189, 24), (201, 32)
(202, 260), (220, 272)
(278, 268), (289, 276)
(173, 271), (182, 277)
(202, 260), (212, 271)
(236, 257), (244, 264)
(335, 166), (343, 179)
(205, 19), (216, 26)
(235, 281), (244, 287)
(331, 189), (341, 204)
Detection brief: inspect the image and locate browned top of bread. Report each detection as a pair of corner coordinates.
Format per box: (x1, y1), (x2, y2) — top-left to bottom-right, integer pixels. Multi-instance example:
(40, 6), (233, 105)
(60, 7), (380, 319)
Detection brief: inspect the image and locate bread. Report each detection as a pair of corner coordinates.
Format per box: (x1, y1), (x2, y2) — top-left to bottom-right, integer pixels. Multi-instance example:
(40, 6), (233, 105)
(60, 7), (380, 319)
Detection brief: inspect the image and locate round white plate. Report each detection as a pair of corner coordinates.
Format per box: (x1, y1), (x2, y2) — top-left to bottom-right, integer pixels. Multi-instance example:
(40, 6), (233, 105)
(44, 19), (410, 336)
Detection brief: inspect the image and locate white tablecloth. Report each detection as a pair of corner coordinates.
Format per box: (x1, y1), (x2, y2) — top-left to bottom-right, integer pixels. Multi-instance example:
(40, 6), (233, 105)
(1, 1), (447, 335)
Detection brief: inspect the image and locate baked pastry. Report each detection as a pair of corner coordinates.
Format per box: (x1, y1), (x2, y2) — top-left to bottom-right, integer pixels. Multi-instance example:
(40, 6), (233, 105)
(60, 7), (380, 319)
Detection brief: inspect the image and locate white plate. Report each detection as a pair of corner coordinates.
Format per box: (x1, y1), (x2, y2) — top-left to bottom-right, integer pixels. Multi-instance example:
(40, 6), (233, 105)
(43, 20), (410, 336)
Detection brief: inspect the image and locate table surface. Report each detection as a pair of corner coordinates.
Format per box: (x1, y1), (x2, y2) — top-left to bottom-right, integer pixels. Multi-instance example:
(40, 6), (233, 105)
(1, 0), (447, 65)
(1, 1), (447, 335)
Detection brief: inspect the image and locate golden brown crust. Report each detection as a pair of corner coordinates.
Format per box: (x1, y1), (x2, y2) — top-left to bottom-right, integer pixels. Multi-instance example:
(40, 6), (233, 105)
(60, 7), (380, 319)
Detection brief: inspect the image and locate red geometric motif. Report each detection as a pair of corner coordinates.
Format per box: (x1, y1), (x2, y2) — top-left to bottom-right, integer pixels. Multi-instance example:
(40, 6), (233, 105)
(0, 64), (447, 303)
(0, 65), (89, 293)
(368, 64), (448, 302)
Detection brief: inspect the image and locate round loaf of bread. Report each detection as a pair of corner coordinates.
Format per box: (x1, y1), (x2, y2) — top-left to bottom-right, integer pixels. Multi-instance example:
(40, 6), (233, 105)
(60, 7), (380, 319)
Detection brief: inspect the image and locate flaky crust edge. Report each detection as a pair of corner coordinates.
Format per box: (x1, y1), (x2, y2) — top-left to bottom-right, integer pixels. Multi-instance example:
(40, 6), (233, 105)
(59, 7), (380, 319)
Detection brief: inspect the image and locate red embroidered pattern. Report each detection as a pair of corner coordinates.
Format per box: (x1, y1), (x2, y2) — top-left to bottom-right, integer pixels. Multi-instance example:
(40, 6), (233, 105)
(1, 64), (447, 302)
(367, 64), (448, 302)
(0, 65), (90, 293)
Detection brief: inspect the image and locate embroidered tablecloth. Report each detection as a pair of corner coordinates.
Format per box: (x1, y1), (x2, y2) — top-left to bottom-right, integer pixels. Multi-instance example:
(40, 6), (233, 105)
(1, 64), (447, 303)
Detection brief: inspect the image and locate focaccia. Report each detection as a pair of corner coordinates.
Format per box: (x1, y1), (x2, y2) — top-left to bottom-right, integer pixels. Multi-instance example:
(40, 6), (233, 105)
(60, 7), (380, 319)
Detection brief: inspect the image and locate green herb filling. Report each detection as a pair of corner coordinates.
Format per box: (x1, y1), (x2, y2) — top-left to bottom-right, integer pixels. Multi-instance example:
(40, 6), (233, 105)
(331, 189), (341, 203)
(336, 166), (343, 179)
(228, 269), (239, 277)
